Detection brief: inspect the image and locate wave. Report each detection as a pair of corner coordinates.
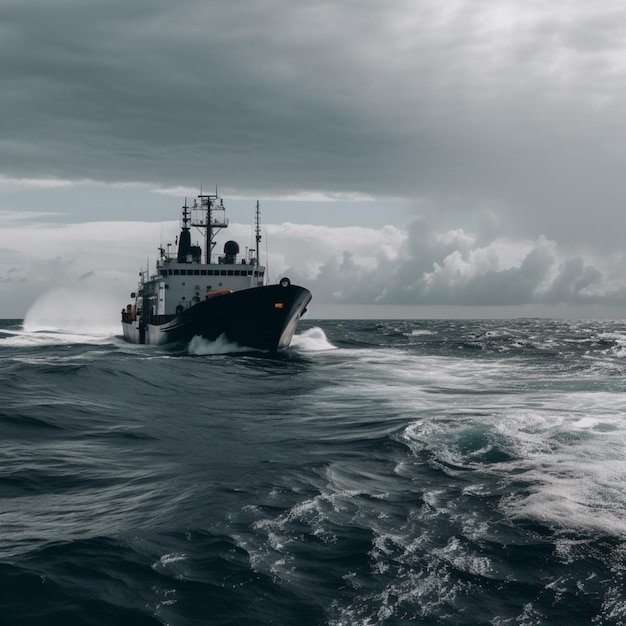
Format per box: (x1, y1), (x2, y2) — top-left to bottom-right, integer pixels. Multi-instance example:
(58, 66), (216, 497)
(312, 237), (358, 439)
(3, 318), (626, 626)
(187, 327), (336, 356)
(289, 327), (336, 352)
(187, 334), (253, 355)
(0, 328), (118, 349)
(401, 393), (626, 539)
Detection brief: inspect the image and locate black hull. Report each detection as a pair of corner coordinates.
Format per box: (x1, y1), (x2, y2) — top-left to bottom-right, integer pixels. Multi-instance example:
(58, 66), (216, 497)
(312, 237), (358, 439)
(122, 284), (311, 352)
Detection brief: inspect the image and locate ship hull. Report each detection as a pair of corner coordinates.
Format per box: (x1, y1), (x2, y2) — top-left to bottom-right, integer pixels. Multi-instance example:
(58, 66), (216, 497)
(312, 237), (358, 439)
(122, 284), (311, 352)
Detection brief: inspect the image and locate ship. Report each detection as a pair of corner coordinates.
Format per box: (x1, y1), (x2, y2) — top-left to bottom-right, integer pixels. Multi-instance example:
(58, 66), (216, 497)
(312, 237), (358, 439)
(121, 191), (311, 352)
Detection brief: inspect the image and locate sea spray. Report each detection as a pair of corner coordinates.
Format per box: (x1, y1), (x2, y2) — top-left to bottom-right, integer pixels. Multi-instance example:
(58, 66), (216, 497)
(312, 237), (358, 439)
(289, 327), (336, 352)
(187, 334), (252, 355)
(187, 327), (336, 355)
(23, 281), (127, 335)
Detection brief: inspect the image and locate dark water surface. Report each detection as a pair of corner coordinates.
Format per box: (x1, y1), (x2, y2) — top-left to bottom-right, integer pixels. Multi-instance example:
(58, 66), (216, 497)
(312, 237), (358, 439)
(1, 319), (625, 625)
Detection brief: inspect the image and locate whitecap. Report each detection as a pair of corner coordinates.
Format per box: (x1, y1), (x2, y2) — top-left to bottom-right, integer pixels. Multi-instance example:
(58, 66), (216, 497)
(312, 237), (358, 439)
(188, 334), (252, 355)
(290, 327), (337, 352)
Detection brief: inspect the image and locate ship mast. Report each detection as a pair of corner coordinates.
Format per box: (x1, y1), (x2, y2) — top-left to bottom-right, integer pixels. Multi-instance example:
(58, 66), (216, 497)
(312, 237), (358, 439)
(192, 193), (227, 263)
(255, 200), (261, 269)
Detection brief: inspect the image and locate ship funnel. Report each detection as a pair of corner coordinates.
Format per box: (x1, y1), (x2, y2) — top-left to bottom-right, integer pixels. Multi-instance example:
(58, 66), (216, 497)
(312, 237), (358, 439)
(177, 228), (192, 262)
(223, 240), (239, 264)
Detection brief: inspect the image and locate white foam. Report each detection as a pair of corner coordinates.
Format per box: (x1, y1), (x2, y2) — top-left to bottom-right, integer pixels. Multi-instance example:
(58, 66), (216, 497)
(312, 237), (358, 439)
(154, 552), (187, 567)
(187, 334), (252, 355)
(402, 389), (626, 538)
(290, 327), (337, 352)
(188, 327), (337, 355)
(431, 536), (493, 577)
(0, 328), (115, 348)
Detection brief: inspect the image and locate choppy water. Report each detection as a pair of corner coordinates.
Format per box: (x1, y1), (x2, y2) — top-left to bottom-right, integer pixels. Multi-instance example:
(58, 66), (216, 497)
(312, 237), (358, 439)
(1, 318), (625, 625)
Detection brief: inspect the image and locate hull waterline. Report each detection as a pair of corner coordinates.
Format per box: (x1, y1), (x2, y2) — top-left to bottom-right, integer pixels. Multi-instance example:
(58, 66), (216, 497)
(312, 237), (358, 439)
(122, 284), (311, 352)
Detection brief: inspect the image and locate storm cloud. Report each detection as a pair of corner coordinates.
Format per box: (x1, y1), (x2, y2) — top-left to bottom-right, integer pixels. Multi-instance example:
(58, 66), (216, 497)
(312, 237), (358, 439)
(2, 1), (626, 316)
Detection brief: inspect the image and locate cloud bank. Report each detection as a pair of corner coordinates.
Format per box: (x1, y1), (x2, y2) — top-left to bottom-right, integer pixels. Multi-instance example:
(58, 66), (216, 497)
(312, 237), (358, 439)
(2, 214), (626, 320)
(271, 219), (626, 311)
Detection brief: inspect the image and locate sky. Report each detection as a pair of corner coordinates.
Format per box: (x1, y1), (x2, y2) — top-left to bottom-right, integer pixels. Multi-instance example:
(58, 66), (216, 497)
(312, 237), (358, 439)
(2, 0), (626, 321)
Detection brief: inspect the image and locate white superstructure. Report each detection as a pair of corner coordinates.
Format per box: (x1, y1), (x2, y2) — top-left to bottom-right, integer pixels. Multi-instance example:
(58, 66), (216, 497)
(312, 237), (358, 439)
(130, 193), (265, 322)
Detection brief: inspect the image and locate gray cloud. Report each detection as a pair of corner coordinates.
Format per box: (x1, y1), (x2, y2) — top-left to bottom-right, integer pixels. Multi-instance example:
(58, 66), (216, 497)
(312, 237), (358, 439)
(278, 217), (626, 310)
(1, 0), (400, 188)
(2, 0), (626, 308)
(1, 213), (626, 319)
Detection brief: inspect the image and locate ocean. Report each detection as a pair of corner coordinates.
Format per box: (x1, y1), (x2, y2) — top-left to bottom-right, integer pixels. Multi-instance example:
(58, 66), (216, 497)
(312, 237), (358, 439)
(1, 317), (625, 625)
